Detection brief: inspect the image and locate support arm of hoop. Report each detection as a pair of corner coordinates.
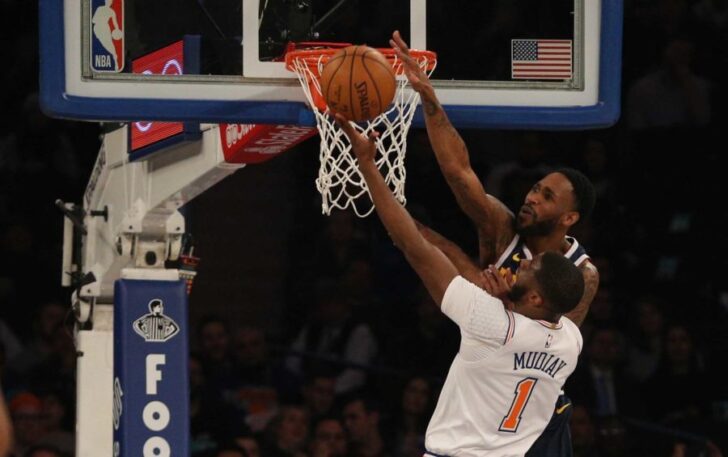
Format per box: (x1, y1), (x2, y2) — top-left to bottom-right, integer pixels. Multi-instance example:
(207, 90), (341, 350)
(76, 124), (245, 305)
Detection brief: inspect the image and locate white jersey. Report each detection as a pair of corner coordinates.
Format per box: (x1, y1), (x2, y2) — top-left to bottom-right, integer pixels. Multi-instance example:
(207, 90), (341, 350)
(425, 276), (582, 457)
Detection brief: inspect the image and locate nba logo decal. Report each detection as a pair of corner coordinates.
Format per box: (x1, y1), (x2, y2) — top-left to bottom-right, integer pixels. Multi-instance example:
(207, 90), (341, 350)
(90, 0), (124, 72)
(133, 299), (180, 342)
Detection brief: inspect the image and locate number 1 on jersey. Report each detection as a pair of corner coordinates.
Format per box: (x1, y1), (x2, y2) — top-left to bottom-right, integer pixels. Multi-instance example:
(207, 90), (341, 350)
(499, 377), (538, 432)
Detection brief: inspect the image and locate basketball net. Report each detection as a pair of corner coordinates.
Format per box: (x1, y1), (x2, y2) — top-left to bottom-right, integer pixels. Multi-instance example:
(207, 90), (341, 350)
(286, 45), (437, 217)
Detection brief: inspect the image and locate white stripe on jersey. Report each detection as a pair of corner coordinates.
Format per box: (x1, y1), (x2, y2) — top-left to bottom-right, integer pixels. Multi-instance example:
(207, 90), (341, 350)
(495, 235), (521, 269)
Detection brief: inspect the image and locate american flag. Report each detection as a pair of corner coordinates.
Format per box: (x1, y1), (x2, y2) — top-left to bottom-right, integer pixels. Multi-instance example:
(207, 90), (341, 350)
(511, 39), (573, 80)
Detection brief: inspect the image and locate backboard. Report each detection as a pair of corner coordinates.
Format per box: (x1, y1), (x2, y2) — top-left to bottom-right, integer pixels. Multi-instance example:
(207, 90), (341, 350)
(40, 0), (622, 129)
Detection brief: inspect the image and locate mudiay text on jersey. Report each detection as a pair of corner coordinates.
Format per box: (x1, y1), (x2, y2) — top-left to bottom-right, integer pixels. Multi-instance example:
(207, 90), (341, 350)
(513, 352), (568, 378)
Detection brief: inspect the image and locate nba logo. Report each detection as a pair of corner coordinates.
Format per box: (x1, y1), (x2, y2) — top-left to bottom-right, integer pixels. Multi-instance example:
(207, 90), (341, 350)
(90, 0), (124, 72)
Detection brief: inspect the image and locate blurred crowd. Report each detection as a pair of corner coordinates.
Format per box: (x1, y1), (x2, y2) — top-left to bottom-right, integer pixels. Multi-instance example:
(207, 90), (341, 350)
(2, 0), (728, 456)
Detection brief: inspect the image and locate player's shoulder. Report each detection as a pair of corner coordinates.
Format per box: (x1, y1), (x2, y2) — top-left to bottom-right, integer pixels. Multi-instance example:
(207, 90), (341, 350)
(579, 259), (600, 284)
(560, 315), (584, 351)
(443, 275), (496, 307)
(564, 235), (592, 266)
(512, 314), (582, 340)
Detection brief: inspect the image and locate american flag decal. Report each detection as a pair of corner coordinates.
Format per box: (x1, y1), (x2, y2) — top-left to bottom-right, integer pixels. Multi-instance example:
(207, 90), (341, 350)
(511, 39), (573, 80)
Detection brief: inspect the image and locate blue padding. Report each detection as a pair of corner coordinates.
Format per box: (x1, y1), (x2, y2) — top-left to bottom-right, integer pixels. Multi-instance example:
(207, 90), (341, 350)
(113, 279), (189, 457)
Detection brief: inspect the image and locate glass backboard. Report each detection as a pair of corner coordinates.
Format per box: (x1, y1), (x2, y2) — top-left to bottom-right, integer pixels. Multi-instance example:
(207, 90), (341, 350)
(39, 0), (622, 128)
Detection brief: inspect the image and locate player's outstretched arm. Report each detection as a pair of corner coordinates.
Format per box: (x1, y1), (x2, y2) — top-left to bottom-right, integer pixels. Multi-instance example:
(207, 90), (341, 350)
(336, 115), (458, 305)
(414, 220), (484, 284)
(390, 31), (512, 247)
(564, 261), (599, 327)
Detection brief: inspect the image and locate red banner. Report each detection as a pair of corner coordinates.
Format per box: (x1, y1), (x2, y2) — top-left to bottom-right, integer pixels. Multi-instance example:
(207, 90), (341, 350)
(220, 124), (317, 164)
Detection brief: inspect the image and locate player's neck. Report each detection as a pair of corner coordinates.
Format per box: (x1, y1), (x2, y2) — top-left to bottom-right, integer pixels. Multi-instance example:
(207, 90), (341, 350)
(524, 231), (569, 256)
(517, 304), (559, 323)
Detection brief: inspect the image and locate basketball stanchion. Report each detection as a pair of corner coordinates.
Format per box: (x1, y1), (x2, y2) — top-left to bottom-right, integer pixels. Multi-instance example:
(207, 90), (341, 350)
(286, 44), (437, 217)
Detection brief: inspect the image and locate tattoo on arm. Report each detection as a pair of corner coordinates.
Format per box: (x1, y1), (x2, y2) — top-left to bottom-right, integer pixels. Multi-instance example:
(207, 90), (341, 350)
(423, 99), (439, 116)
(566, 263), (599, 328)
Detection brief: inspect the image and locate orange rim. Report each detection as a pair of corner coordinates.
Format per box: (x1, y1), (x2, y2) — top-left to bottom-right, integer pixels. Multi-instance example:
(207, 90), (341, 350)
(285, 44), (436, 113)
(285, 45), (437, 76)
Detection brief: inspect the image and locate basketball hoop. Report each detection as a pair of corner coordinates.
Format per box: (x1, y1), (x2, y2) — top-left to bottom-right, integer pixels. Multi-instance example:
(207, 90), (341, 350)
(286, 44), (437, 217)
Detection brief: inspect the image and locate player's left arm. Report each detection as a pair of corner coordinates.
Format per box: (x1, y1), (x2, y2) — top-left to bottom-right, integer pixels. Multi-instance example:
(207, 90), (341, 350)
(336, 115), (458, 305)
(564, 261), (599, 327)
(414, 220), (484, 285)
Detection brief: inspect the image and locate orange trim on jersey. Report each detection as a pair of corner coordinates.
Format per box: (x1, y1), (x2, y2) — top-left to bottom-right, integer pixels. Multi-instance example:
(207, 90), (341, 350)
(504, 311), (516, 344)
(536, 320), (563, 329)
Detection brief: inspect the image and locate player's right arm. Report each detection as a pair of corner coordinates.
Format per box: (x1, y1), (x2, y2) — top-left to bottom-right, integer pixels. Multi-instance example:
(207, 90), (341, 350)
(390, 31), (514, 259)
(564, 261), (599, 327)
(336, 115), (457, 305)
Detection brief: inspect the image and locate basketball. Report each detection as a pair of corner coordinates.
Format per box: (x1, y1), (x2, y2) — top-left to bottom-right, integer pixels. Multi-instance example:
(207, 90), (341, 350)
(320, 45), (396, 122)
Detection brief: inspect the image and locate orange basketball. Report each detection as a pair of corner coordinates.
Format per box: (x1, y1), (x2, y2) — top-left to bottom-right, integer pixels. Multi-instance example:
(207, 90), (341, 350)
(320, 45), (396, 122)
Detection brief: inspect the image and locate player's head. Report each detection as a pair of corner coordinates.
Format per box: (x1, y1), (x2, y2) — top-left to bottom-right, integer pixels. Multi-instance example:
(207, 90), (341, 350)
(515, 168), (595, 237)
(149, 299), (164, 315)
(508, 252), (584, 321)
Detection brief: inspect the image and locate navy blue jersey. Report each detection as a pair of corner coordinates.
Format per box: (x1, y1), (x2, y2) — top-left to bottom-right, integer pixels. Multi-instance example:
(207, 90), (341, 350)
(495, 235), (589, 277)
(525, 393), (574, 457)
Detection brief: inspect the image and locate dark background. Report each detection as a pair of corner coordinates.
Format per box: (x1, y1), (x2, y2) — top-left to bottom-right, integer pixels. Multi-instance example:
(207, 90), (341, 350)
(1, 1), (727, 456)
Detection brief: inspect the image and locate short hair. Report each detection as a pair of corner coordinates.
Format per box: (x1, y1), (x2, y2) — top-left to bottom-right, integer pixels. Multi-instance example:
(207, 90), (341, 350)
(555, 167), (596, 222)
(534, 252), (585, 314)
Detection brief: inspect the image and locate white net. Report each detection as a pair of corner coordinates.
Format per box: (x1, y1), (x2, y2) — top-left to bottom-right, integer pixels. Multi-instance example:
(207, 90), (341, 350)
(287, 49), (436, 217)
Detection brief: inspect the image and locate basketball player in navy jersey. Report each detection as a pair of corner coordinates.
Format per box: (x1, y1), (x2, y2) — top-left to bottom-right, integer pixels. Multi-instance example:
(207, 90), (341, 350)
(390, 31), (600, 456)
(336, 113), (585, 455)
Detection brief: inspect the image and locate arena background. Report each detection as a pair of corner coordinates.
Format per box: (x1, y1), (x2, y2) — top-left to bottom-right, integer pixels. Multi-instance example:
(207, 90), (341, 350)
(1, 1), (727, 456)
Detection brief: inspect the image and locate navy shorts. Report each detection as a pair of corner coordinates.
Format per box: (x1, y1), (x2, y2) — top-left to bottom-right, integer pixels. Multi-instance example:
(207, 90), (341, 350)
(525, 394), (573, 457)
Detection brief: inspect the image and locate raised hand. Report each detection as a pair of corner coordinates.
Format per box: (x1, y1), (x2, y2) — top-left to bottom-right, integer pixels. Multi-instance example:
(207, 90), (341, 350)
(390, 30), (432, 93)
(334, 113), (379, 165)
(481, 265), (514, 306)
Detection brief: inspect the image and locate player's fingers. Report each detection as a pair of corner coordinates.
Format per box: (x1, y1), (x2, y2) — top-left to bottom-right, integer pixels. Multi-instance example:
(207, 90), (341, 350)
(399, 50), (420, 69)
(333, 112), (346, 125)
(494, 272), (511, 291)
(481, 269), (496, 293)
(500, 267), (514, 286)
(392, 30), (410, 53)
(367, 130), (380, 145)
(489, 265), (511, 290)
(400, 65), (422, 86)
(334, 113), (356, 137)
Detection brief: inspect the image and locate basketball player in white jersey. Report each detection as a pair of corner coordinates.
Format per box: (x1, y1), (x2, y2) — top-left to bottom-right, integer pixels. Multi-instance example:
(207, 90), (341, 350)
(336, 115), (585, 456)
